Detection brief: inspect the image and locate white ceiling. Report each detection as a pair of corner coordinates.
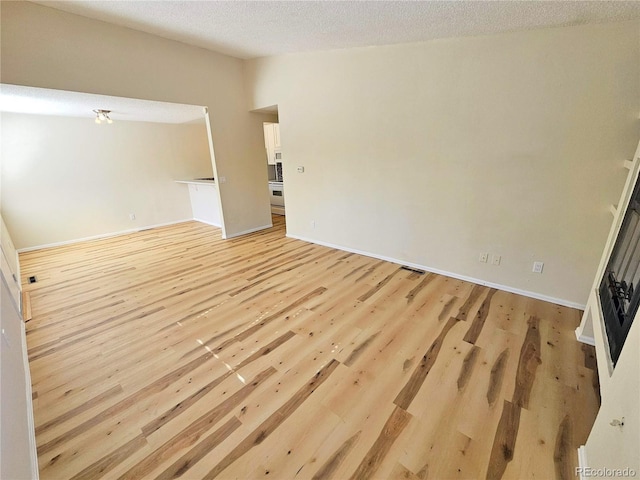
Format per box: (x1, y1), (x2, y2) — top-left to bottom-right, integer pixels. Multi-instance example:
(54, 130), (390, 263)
(31, 0), (640, 60)
(0, 84), (206, 124)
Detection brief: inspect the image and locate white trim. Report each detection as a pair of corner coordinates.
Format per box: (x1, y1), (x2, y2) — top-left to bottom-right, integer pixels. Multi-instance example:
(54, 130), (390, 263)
(594, 287), (616, 377)
(203, 110), (227, 240)
(574, 328), (596, 346)
(580, 140), (640, 380)
(576, 446), (588, 480)
(193, 218), (221, 228)
(21, 317), (39, 479)
(588, 150), (640, 302)
(223, 224), (273, 239)
(16, 219), (194, 252)
(286, 233), (586, 310)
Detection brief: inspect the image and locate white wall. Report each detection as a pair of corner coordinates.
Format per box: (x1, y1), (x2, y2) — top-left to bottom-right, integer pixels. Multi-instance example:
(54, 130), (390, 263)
(1, 113), (212, 249)
(585, 318), (639, 476)
(245, 21), (640, 307)
(577, 143), (640, 476)
(0, 1), (273, 239)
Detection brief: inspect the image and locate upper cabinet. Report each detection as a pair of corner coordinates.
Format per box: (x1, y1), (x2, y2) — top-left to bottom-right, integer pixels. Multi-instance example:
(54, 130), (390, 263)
(263, 123), (281, 165)
(273, 123), (281, 150)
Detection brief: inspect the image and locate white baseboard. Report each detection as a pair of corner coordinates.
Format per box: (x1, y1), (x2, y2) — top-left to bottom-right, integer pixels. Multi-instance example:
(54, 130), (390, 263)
(193, 218), (221, 228)
(16, 218), (272, 250)
(17, 219), (194, 252)
(223, 224), (273, 239)
(577, 446), (588, 480)
(286, 233), (586, 310)
(21, 317), (39, 479)
(575, 328), (596, 346)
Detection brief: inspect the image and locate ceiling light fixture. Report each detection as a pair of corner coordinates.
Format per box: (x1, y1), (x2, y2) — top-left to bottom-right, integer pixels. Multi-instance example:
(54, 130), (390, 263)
(93, 109), (113, 124)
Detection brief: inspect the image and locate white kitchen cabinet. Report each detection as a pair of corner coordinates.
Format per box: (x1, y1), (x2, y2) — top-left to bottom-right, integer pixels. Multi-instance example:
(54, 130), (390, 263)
(263, 123), (275, 165)
(273, 123), (281, 149)
(263, 123), (280, 165)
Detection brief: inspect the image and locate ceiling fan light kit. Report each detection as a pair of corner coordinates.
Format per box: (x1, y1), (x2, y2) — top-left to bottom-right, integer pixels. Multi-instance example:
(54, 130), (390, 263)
(93, 109), (113, 124)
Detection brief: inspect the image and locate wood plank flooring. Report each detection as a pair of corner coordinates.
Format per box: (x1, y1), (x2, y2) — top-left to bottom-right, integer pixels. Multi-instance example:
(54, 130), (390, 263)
(20, 217), (600, 479)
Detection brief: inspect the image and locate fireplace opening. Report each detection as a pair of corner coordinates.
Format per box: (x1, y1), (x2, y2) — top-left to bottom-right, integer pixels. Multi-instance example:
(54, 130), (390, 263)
(598, 176), (640, 366)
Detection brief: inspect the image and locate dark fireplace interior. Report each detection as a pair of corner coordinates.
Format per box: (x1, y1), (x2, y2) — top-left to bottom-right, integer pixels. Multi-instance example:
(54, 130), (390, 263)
(598, 176), (640, 366)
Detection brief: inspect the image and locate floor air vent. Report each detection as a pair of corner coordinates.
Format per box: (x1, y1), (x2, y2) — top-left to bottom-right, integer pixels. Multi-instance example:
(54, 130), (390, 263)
(401, 266), (426, 274)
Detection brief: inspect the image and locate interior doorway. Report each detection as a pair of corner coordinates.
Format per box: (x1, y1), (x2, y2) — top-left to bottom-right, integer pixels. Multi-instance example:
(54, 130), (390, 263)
(0, 84), (217, 248)
(263, 119), (286, 217)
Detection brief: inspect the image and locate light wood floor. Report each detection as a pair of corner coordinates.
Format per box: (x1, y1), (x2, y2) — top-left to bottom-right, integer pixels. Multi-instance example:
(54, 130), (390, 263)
(21, 217), (600, 479)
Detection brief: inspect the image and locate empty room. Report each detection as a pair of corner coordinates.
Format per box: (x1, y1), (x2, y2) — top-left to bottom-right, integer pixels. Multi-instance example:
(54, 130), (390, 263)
(1, 1), (639, 479)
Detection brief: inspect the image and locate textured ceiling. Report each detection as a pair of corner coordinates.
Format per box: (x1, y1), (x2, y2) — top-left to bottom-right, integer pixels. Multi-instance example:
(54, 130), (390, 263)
(0, 84), (206, 123)
(31, 0), (640, 59)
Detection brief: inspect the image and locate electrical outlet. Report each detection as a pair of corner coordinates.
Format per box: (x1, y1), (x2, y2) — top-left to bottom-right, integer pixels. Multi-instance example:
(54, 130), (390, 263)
(219, 176), (227, 184)
(491, 254), (501, 266)
(533, 261), (544, 273)
(311, 220), (316, 229)
(479, 253), (488, 263)
(297, 166), (305, 173)
(129, 213), (136, 221)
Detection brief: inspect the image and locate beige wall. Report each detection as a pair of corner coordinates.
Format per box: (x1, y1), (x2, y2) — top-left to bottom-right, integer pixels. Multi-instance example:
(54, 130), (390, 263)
(0, 1), (273, 239)
(1, 113), (211, 249)
(245, 21), (640, 307)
